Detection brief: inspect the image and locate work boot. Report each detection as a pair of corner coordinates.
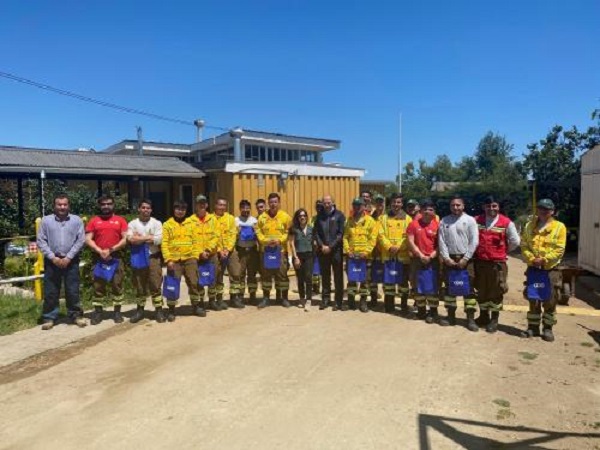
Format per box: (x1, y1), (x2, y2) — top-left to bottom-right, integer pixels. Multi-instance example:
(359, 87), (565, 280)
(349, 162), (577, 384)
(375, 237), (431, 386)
(281, 290), (290, 308)
(359, 297), (369, 313)
(209, 298), (221, 311)
(193, 301), (207, 317)
(216, 294), (228, 311)
(413, 306), (427, 320)
(155, 307), (166, 323)
(400, 296), (409, 315)
(486, 311), (499, 333)
(231, 295), (245, 309)
(257, 296), (270, 309)
(313, 284), (320, 294)
(249, 292), (257, 305)
(466, 311), (479, 332)
(167, 305), (176, 322)
(384, 295), (395, 314)
(347, 295), (357, 310)
(439, 307), (457, 327)
(319, 298), (330, 310)
(275, 291), (281, 302)
(41, 320), (54, 330)
(425, 307), (439, 324)
(476, 310), (490, 327)
(369, 292), (378, 309)
(113, 305), (124, 324)
(73, 316), (87, 328)
(90, 306), (103, 325)
(520, 325), (540, 338)
(542, 327), (555, 342)
(130, 305), (145, 324)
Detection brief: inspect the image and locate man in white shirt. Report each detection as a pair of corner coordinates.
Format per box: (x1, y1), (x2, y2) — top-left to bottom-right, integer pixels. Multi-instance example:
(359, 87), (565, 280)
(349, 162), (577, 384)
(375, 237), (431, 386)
(127, 199), (164, 323)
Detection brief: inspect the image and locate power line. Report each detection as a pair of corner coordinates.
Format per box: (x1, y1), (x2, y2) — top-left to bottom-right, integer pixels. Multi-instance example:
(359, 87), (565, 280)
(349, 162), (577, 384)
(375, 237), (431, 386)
(0, 70), (229, 131)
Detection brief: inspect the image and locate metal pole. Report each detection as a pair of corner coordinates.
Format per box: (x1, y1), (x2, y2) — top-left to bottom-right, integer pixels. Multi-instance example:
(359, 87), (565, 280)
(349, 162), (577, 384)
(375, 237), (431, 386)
(137, 126), (143, 156)
(39, 170), (46, 216)
(398, 113), (402, 193)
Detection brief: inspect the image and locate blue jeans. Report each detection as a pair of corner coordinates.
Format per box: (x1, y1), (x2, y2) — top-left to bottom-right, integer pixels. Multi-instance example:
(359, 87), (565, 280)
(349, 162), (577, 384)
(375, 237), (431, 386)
(42, 258), (82, 321)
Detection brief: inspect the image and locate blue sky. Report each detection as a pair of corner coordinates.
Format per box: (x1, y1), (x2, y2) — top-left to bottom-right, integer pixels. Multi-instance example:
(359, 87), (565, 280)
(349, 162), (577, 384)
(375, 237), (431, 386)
(1, 0), (598, 180)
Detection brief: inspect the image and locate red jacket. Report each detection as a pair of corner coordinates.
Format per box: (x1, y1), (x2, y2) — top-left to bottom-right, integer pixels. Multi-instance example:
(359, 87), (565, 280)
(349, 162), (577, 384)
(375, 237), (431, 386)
(475, 214), (511, 261)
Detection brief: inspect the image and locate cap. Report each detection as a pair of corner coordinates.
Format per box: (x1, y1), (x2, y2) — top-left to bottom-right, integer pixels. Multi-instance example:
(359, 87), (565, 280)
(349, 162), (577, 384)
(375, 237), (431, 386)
(406, 199), (419, 206)
(352, 197), (365, 206)
(374, 194), (385, 203)
(195, 194), (208, 203)
(537, 198), (555, 210)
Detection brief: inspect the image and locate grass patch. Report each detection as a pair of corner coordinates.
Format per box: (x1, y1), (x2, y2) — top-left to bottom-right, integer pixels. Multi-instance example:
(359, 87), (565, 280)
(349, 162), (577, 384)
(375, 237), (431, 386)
(581, 342), (594, 348)
(496, 408), (515, 420)
(518, 351), (538, 361)
(493, 399), (511, 408)
(507, 366), (518, 371)
(0, 294), (41, 336)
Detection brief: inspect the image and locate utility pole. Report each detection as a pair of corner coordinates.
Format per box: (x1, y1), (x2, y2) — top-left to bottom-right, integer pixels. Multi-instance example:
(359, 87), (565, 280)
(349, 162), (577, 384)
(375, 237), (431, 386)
(398, 113), (402, 193)
(137, 126), (143, 156)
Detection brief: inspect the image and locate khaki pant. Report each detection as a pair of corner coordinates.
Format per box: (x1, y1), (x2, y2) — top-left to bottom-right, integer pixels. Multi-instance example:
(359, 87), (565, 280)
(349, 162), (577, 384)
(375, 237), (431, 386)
(92, 255), (125, 307)
(347, 258), (371, 298)
(410, 258), (440, 308)
(168, 258), (200, 306)
(260, 250), (289, 296)
(383, 262), (410, 297)
(474, 260), (507, 312)
(228, 246), (259, 297)
(524, 268), (562, 328)
(132, 254), (163, 308)
(441, 254), (477, 311)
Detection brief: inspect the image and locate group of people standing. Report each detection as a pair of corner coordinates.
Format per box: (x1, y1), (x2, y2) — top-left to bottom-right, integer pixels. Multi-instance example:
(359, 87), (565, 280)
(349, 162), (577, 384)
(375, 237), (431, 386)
(36, 189), (566, 342)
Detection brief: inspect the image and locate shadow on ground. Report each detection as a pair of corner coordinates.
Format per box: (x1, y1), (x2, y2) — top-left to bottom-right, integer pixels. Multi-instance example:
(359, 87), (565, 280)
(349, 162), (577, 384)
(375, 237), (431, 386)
(418, 414), (600, 449)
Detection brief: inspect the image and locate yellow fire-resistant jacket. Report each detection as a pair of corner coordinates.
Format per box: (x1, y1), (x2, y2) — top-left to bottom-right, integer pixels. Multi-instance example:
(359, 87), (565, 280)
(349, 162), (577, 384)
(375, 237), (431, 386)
(191, 213), (219, 256)
(161, 217), (198, 262)
(377, 212), (412, 263)
(343, 213), (378, 258)
(521, 217), (566, 270)
(214, 212), (237, 252)
(256, 210), (293, 251)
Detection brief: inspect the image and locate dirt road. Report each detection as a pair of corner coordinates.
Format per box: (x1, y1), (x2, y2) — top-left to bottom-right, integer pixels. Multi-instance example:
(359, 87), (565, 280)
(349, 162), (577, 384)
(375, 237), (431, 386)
(1, 301), (599, 449)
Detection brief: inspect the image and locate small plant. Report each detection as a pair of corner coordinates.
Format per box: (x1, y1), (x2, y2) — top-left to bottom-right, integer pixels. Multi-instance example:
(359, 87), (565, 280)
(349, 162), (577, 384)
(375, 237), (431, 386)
(493, 399), (511, 408)
(518, 351), (538, 361)
(581, 342), (594, 348)
(497, 409), (515, 420)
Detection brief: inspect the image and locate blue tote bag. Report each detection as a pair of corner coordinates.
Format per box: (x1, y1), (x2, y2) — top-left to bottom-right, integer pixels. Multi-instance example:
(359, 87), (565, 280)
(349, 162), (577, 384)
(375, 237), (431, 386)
(93, 258), (120, 282)
(347, 258), (367, 283)
(130, 243), (150, 270)
(162, 274), (181, 301)
(198, 261), (216, 287)
(384, 259), (403, 285)
(371, 260), (384, 284)
(239, 226), (257, 242)
(447, 269), (471, 297)
(313, 257), (321, 276)
(263, 246), (282, 270)
(417, 266), (438, 295)
(526, 267), (552, 302)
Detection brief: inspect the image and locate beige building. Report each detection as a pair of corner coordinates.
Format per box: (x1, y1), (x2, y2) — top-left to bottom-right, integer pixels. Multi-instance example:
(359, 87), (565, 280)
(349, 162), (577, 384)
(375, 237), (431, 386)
(579, 144), (600, 275)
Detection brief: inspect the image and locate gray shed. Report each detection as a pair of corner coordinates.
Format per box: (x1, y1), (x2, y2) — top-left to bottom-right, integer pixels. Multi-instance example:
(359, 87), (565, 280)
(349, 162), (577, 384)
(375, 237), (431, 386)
(579, 144), (600, 275)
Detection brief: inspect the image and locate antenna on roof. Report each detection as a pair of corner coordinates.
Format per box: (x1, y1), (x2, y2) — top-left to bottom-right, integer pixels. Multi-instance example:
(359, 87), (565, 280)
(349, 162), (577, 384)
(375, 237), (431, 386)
(136, 126), (143, 156)
(194, 119), (205, 142)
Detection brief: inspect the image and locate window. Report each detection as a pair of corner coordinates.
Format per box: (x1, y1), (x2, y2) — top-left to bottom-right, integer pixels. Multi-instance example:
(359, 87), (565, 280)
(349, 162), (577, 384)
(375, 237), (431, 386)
(259, 146), (266, 161)
(274, 148), (280, 161)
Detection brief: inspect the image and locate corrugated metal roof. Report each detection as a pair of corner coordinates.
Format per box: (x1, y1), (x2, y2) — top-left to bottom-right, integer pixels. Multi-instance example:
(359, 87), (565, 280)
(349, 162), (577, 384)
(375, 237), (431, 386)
(0, 146), (204, 178)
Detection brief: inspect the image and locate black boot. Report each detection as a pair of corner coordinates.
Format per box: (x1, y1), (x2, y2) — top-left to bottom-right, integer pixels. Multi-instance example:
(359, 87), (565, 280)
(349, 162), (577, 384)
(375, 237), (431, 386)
(414, 306), (427, 320)
(113, 305), (124, 323)
(439, 307), (457, 326)
(466, 310), (479, 332)
(486, 311), (499, 333)
(130, 305), (145, 323)
(359, 297), (369, 313)
(193, 301), (207, 317)
(216, 294), (228, 310)
(425, 307), (439, 324)
(384, 295), (395, 314)
(231, 294), (245, 309)
(155, 307), (166, 323)
(167, 305), (176, 322)
(347, 295), (357, 310)
(476, 310), (490, 327)
(369, 292), (378, 309)
(400, 295), (409, 315)
(313, 283), (320, 294)
(542, 326), (555, 342)
(208, 298), (221, 311)
(521, 325), (540, 338)
(257, 296), (270, 309)
(249, 292), (257, 305)
(281, 290), (291, 308)
(90, 306), (103, 325)
(319, 297), (330, 310)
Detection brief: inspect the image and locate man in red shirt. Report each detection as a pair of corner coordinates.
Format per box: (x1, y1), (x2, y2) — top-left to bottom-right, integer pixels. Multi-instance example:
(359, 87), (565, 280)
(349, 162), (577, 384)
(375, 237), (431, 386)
(85, 195), (128, 325)
(406, 200), (440, 322)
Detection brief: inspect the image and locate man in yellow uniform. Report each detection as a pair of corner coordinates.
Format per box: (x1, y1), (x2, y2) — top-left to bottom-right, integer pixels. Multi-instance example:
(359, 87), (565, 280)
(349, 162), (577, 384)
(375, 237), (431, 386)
(213, 197), (241, 309)
(377, 193), (412, 314)
(256, 192), (293, 308)
(161, 200), (203, 321)
(191, 195), (220, 311)
(520, 199), (566, 342)
(344, 197), (378, 312)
